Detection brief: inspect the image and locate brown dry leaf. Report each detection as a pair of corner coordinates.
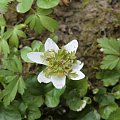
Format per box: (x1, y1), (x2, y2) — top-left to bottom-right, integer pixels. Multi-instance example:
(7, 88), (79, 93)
(60, 0), (71, 6)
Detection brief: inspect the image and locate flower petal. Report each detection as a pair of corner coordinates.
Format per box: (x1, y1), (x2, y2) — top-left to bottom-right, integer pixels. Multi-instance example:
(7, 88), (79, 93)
(51, 75), (66, 89)
(27, 52), (48, 65)
(70, 70), (85, 80)
(72, 60), (84, 71)
(64, 39), (78, 53)
(45, 38), (59, 52)
(37, 71), (51, 83)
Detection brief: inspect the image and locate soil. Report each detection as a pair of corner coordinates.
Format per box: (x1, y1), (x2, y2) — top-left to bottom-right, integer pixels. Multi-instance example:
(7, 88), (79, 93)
(54, 0), (120, 79)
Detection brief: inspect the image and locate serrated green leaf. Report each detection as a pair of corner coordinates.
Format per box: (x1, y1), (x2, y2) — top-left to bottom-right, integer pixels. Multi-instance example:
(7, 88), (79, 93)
(101, 55), (120, 70)
(98, 37), (119, 55)
(16, 0), (34, 13)
(37, 0), (60, 9)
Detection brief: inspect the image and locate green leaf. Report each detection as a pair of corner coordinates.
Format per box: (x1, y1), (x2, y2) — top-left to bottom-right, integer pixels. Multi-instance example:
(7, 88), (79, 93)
(99, 102), (118, 119)
(21, 46), (32, 62)
(0, 0), (13, 14)
(4, 24), (26, 47)
(107, 108), (120, 120)
(16, 0), (34, 13)
(112, 85), (120, 99)
(67, 97), (87, 111)
(23, 92), (43, 108)
(101, 55), (120, 70)
(18, 76), (26, 95)
(98, 37), (119, 55)
(28, 107), (41, 120)
(98, 70), (120, 86)
(0, 103), (21, 120)
(0, 76), (26, 106)
(66, 79), (88, 98)
(25, 14), (45, 33)
(79, 110), (100, 120)
(37, 0), (60, 9)
(45, 88), (65, 108)
(98, 38), (120, 70)
(40, 15), (58, 32)
(0, 15), (6, 26)
(31, 40), (44, 52)
(94, 87), (115, 106)
(2, 55), (22, 73)
(0, 38), (10, 55)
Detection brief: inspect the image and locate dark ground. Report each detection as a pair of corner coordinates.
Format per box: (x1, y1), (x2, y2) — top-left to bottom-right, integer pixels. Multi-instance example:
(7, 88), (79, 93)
(54, 0), (120, 79)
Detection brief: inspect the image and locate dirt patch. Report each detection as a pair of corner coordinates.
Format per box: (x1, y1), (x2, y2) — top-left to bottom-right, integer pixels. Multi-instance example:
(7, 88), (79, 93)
(54, 0), (120, 79)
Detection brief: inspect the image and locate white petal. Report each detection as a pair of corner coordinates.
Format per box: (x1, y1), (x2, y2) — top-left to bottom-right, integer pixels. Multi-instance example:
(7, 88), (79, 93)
(27, 52), (48, 65)
(51, 75), (66, 89)
(72, 60), (84, 71)
(70, 70), (85, 80)
(37, 71), (51, 83)
(64, 39), (78, 53)
(45, 38), (59, 52)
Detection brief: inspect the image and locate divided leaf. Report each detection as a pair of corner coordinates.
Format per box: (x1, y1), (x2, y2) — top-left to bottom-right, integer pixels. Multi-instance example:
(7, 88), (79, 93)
(98, 38), (120, 70)
(4, 24), (26, 48)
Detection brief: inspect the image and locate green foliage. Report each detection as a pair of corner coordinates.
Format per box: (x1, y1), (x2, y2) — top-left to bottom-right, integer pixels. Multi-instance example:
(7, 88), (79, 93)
(0, 103), (21, 120)
(99, 102), (118, 119)
(0, 0), (14, 14)
(25, 9), (58, 33)
(112, 84), (120, 99)
(0, 56), (26, 106)
(45, 87), (65, 108)
(97, 70), (120, 86)
(21, 40), (44, 62)
(107, 108), (120, 120)
(16, 0), (60, 13)
(4, 24), (26, 48)
(17, 0), (34, 13)
(78, 110), (100, 120)
(98, 37), (120, 70)
(37, 0), (60, 9)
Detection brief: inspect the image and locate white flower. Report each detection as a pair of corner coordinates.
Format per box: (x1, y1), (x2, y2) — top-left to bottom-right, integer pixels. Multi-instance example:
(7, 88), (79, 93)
(27, 38), (85, 89)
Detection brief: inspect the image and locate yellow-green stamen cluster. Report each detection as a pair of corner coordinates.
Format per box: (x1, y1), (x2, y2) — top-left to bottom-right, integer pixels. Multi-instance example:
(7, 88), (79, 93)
(43, 48), (77, 77)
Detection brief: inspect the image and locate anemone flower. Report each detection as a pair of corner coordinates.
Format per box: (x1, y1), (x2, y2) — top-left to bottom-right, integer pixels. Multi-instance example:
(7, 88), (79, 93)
(27, 38), (85, 89)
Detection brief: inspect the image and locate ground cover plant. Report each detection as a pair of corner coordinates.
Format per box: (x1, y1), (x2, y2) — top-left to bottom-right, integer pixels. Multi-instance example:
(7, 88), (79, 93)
(0, 0), (120, 120)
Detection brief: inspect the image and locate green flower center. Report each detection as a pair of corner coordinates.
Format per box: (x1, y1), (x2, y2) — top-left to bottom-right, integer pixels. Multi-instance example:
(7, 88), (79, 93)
(43, 48), (77, 77)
